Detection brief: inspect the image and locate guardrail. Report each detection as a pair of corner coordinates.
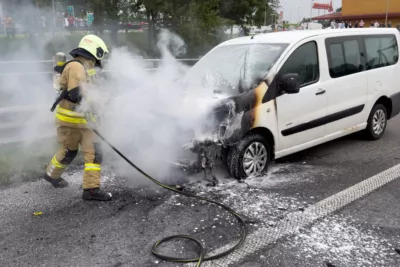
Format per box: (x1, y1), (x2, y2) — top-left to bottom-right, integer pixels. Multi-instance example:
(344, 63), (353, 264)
(0, 58), (200, 144)
(0, 58), (200, 76)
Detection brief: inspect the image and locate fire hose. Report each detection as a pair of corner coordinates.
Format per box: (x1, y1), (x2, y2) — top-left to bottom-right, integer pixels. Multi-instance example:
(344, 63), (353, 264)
(84, 113), (257, 267)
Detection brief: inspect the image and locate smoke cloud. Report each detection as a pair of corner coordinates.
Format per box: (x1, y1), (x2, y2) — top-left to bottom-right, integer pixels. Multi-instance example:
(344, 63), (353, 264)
(0, 3), (219, 187)
(97, 29), (217, 186)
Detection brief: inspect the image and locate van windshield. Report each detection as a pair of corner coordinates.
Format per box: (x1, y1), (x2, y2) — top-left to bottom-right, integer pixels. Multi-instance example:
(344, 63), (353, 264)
(181, 43), (288, 95)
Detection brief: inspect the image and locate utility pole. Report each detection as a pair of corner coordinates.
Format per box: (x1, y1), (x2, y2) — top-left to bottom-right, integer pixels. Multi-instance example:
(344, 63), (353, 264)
(298, 6), (300, 24)
(385, 0), (390, 26)
(290, 8), (292, 24)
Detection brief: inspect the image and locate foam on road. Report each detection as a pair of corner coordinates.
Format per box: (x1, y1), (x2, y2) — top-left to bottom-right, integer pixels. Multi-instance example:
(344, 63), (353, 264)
(1, 157), (399, 267)
(188, 163), (400, 267)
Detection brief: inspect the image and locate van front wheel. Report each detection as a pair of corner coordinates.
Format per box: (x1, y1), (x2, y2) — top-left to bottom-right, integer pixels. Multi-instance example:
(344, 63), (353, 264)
(227, 134), (271, 179)
(364, 103), (388, 140)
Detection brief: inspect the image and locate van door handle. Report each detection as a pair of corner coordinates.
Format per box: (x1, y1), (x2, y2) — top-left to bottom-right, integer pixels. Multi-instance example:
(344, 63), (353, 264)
(315, 89), (326, 95)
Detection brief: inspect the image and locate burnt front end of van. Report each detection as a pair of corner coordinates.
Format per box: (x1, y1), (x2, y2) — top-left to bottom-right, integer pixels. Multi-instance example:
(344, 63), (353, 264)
(203, 81), (271, 145)
(177, 82), (270, 175)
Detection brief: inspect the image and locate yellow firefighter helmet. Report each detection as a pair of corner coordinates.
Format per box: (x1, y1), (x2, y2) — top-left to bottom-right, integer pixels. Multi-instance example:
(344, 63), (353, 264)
(78, 34), (109, 61)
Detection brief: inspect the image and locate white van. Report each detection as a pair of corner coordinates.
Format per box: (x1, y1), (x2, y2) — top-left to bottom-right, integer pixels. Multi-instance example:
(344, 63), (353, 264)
(183, 28), (400, 179)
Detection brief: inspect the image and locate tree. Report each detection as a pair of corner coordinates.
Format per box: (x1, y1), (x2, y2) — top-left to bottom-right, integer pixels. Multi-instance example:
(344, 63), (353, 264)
(301, 17), (311, 23)
(129, 0), (165, 56)
(32, 0), (53, 8)
(252, 0), (280, 27)
(4, 0), (285, 56)
(336, 7), (342, 13)
(219, 0), (278, 36)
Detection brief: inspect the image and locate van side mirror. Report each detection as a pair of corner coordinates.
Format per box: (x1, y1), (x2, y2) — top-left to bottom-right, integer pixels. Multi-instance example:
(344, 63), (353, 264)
(280, 73), (300, 94)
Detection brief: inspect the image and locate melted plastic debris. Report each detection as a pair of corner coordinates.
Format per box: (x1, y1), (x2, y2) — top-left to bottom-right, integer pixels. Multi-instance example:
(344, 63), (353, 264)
(182, 134), (220, 151)
(285, 215), (399, 267)
(222, 111), (244, 140)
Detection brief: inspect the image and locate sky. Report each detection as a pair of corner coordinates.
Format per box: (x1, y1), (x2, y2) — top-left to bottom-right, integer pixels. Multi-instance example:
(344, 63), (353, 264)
(279, 0), (342, 23)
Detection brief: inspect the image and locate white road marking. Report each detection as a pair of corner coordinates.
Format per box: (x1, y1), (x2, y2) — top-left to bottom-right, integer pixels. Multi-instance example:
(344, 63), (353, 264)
(186, 163), (400, 267)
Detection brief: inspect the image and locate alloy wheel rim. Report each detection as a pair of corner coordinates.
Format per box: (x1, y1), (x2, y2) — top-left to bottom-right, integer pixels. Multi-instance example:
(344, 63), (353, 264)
(242, 142), (268, 177)
(372, 109), (386, 136)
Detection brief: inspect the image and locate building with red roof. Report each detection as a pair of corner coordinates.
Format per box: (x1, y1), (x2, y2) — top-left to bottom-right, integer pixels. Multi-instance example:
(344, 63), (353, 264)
(312, 0), (400, 27)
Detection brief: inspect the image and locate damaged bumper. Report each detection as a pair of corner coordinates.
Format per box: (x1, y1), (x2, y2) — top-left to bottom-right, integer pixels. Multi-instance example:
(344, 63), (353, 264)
(174, 99), (243, 174)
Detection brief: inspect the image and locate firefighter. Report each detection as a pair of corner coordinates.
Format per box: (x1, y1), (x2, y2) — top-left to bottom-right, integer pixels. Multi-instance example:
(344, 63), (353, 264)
(43, 34), (112, 201)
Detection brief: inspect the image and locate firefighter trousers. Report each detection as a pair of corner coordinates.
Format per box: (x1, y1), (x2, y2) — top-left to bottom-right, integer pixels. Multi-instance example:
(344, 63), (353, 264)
(45, 126), (102, 189)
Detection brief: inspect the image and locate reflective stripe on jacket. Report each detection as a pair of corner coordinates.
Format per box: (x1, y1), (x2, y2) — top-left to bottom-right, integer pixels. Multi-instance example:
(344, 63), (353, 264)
(55, 56), (96, 128)
(55, 106), (87, 124)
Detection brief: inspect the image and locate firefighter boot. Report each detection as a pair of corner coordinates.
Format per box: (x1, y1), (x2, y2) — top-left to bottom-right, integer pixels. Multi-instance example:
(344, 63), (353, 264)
(82, 188), (112, 201)
(43, 174), (69, 188)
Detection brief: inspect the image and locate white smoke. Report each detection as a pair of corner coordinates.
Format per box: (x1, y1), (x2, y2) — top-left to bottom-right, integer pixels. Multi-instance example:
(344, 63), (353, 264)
(97, 29), (217, 185)
(0, 2), (219, 186)
(0, 3), (66, 184)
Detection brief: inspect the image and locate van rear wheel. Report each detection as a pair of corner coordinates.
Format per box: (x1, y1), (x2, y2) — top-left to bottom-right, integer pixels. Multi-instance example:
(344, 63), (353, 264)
(364, 103), (388, 140)
(227, 134), (271, 179)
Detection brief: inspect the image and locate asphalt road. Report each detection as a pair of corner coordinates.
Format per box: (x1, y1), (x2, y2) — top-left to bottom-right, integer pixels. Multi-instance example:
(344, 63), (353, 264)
(2, 116), (400, 267)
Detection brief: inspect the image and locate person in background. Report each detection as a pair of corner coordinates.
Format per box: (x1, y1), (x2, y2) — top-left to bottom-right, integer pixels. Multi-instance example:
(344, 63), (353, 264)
(374, 20), (380, 28)
(344, 21), (348, 28)
(354, 21), (359, 28)
(68, 16), (74, 28)
(370, 21), (374, 27)
(348, 21), (352, 28)
(388, 21), (392, 28)
(359, 20), (365, 28)
(3, 16), (14, 39)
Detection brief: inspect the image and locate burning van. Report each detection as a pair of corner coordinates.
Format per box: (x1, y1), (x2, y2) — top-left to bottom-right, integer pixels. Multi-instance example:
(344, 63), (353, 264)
(178, 29), (400, 181)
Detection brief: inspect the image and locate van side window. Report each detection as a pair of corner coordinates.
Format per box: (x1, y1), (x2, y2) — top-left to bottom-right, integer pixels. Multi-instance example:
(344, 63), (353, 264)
(328, 43), (345, 77)
(326, 37), (362, 78)
(344, 40), (362, 73)
(279, 41), (319, 87)
(364, 35), (399, 70)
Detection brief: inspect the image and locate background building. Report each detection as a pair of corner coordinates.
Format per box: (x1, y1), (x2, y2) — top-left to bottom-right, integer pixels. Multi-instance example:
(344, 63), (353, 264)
(312, 0), (400, 27)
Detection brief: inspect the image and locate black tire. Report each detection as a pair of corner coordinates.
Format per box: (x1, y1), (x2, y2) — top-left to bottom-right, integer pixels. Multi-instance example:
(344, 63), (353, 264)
(364, 103), (388, 140)
(226, 146), (235, 177)
(221, 147), (230, 167)
(226, 133), (271, 179)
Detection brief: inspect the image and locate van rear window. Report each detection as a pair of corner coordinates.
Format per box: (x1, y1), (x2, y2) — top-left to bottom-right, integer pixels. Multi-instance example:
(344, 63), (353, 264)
(326, 34), (399, 78)
(364, 36), (398, 70)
